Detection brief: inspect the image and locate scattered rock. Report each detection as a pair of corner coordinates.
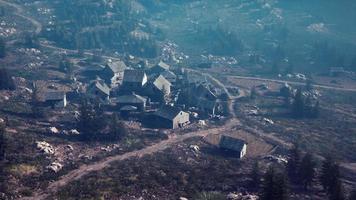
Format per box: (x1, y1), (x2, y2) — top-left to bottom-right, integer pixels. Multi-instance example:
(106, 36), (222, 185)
(69, 129), (80, 135)
(47, 162), (63, 173)
(198, 120), (206, 126)
(263, 118), (274, 125)
(49, 127), (59, 134)
(227, 193), (259, 200)
(66, 145), (74, 151)
(36, 141), (55, 155)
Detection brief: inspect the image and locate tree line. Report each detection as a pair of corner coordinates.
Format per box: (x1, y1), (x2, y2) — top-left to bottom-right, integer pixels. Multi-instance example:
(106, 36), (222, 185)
(250, 144), (355, 200)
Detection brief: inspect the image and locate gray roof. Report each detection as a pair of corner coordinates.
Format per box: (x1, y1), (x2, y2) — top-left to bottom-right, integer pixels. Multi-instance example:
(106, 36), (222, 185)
(219, 135), (246, 152)
(44, 91), (66, 101)
(123, 69), (146, 83)
(156, 61), (170, 71)
(106, 61), (127, 73)
(154, 105), (184, 120)
(90, 80), (110, 96)
(153, 75), (171, 91)
(120, 105), (138, 111)
(161, 70), (177, 79)
(148, 61), (170, 74)
(117, 94), (147, 104)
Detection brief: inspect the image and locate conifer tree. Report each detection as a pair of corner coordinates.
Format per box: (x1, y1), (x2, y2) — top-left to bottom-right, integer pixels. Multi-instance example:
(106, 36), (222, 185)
(287, 143), (301, 182)
(298, 153), (316, 190)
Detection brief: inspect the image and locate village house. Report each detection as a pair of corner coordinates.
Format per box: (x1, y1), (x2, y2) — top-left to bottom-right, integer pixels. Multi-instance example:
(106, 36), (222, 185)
(145, 75), (172, 102)
(148, 61), (170, 75)
(219, 135), (247, 159)
(87, 79), (110, 102)
(116, 93), (147, 112)
(43, 91), (67, 109)
(161, 70), (177, 84)
(101, 60), (127, 87)
(195, 84), (220, 115)
(122, 69), (148, 92)
(151, 105), (190, 129)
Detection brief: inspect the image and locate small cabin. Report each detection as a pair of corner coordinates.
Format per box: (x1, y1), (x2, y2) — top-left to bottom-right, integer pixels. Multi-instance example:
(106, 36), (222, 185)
(219, 135), (247, 159)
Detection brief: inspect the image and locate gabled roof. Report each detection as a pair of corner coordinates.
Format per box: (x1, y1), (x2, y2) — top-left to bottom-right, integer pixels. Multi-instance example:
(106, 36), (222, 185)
(161, 70), (177, 79)
(153, 75), (171, 91)
(196, 84), (217, 100)
(156, 61), (170, 71)
(123, 69), (146, 83)
(106, 61), (127, 73)
(89, 79), (110, 96)
(148, 61), (170, 74)
(219, 135), (246, 152)
(44, 91), (66, 101)
(120, 105), (138, 111)
(117, 94), (147, 104)
(154, 105), (185, 120)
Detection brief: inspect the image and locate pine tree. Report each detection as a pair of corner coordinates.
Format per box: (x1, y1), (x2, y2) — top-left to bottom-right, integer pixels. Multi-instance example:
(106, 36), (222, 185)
(31, 84), (44, 118)
(292, 89), (304, 118)
(0, 38), (5, 58)
(77, 99), (105, 141)
(0, 68), (15, 90)
(287, 143), (301, 182)
(298, 153), (316, 190)
(312, 101), (320, 118)
(250, 87), (257, 100)
(250, 160), (261, 189)
(348, 190), (356, 200)
(320, 156), (342, 196)
(330, 179), (345, 200)
(261, 167), (275, 200)
(109, 114), (127, 141)
(0, 124), (5, 161)
(261, 166), (289, 200)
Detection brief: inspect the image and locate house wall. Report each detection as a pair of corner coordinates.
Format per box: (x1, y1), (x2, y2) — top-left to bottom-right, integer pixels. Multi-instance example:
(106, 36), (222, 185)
(173, 112), (190, 129)
(239, 144), (247, 158)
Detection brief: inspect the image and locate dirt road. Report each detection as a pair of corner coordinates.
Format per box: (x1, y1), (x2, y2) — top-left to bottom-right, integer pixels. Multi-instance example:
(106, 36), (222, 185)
(228, 75), (356, 92)
(22, 117), (240, 200)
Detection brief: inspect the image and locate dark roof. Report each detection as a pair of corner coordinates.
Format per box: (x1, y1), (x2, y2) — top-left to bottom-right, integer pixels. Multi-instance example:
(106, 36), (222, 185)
(123, 69), (146, 83)
(106, 61), (127, 73)
(153, 75), (171, 91)
(196, 84), (217, 100)
(44, 91), (66, 101)
(89, 79), (110, 96)
(117, 94), (147, 104)
(219, 135), (246, 152)
(154, 105), (184, 120)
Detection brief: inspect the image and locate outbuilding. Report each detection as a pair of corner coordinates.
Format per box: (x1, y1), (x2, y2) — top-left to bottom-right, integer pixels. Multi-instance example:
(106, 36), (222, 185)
(151, 105), (190, 129)
(219, 135), (247, 158)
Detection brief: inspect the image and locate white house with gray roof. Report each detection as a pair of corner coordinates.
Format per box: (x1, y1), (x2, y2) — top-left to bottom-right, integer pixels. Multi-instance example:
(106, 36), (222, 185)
(151, 105), (189, 129)
(122, 69), (147, 92)
(219, 135), (247, 159)
(102, 60), (127, 87)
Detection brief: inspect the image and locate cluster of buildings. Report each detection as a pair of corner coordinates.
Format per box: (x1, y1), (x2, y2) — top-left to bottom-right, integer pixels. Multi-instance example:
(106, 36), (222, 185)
(39, 57), (227, 130)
